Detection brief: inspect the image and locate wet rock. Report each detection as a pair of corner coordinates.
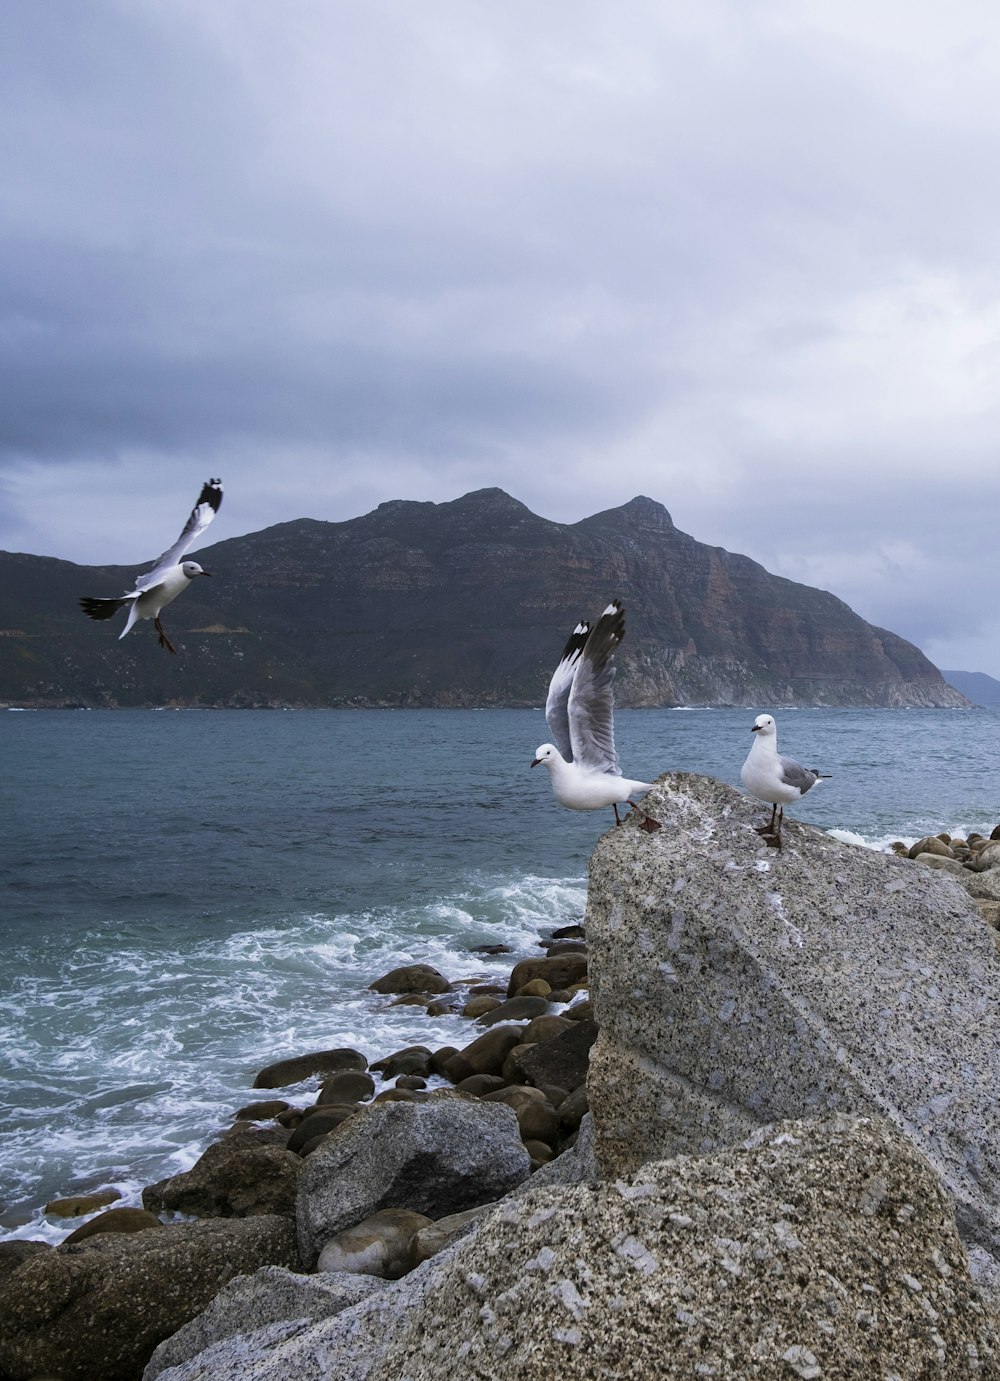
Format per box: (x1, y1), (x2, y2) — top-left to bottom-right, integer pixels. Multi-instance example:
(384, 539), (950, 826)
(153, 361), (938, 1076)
(394, 1075), (427, 1090)
(457, 1024), (527, 1076)
(461, 994), (502, 1018)
(369, 1045), (432, 1078)
(63, 1207), (163, 1245)
(316, 1070), (376, 1105)
(143, 1134), (301, 1218)
(286, 1106), (357, 1154)
(551, 923), (585, 939)
(252, 1048), (367, 1090)
(233, 1099), (290, 1122)
(428, 1046), (459, 1075)
(506, 952), (587, 996)
(44, 1188), (121, 1218)
(515, 978), (551, 997)
(316, 1207), (433, 1278)
(425, 996), (461, 1016)
(453, 1073), (505, 1097)
(369, 965), (452, 996)
(521, 1013), (574, 1044)
(475, 995), (548, 1027)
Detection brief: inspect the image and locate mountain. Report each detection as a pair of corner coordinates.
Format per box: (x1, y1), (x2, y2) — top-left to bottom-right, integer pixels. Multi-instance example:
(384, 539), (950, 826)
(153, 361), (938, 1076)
(0, 488), (968, 709)
(941, 670), (1000, 708)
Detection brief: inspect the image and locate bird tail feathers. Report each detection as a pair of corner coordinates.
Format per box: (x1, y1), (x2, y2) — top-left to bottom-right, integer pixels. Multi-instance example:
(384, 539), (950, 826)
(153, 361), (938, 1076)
(79, 596), (130, 622)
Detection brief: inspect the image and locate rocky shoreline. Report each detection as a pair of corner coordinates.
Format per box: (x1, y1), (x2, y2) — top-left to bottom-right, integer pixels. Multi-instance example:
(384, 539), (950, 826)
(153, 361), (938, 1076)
(2, 794), (1000, 1379)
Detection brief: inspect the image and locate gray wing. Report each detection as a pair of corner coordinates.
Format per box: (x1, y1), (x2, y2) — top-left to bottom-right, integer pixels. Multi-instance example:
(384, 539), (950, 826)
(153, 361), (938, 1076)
(778, 754), (819, 795)
(135, 478), (223, 592)
(544, 619), (590, 760)
(567, 600), (624, 775)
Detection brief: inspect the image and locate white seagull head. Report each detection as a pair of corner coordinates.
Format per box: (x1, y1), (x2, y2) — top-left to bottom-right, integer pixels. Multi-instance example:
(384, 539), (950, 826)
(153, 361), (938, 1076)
(530, 743), (559, 769)
(750, 713), (776, 737)
(181, 561), (211, 579)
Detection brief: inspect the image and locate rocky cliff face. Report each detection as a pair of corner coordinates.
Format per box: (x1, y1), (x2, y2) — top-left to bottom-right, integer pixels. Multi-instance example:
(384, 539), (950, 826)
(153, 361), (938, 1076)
(0, 488), (967, 707)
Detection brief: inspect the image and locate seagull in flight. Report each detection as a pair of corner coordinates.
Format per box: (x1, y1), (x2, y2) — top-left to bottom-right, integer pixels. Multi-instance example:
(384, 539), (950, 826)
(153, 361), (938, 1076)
(531, 600), (661, 832)
(740, 713), (829, 849)
(79, 478), (223, 654)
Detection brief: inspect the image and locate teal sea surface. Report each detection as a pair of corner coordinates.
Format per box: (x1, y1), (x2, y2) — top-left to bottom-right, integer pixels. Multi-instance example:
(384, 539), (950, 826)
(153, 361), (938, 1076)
(1, 706), (997, 1241)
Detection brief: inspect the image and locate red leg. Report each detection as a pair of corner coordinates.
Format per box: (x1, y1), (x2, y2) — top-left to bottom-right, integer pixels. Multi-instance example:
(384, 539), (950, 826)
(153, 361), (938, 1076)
(155, 618), (177, 655)
(627, 801), (662, 833)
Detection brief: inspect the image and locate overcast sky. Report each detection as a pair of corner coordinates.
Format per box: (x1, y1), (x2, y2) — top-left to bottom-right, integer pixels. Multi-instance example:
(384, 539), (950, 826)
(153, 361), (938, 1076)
(3, 1), (1000, 676)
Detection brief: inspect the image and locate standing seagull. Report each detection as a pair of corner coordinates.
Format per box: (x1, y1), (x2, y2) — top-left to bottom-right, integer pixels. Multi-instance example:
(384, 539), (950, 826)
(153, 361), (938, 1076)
(79, 478), (223, 654)
(740, 713), (829, 848)
(531, 600), (661, 832)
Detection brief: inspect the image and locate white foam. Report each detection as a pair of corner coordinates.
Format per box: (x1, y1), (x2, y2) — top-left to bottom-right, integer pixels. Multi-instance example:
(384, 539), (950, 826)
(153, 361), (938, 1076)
(0, 871), (586, 1244)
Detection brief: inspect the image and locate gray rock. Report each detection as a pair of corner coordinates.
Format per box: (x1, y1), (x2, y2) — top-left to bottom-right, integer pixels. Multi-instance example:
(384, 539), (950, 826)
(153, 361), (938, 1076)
(0, 1215), (299, 1381)
(148, 1116), (998, 1380)
(296, 1092), (530, 1267)
(517, 1018), (597, 1092)
(143, 1134), (301, 1218)
(143, 1265), (382, 1380)
(585, 771), (1000, 1270)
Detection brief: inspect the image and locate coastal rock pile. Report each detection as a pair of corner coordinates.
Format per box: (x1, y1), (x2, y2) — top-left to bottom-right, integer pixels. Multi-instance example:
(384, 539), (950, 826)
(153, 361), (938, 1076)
(144, 1115), (997, 1380)
(5, 776), (1000, 1379)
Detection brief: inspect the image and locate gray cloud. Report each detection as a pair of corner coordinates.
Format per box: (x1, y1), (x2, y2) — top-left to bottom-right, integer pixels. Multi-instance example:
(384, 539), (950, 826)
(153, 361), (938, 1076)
(2, 0), (999, 675)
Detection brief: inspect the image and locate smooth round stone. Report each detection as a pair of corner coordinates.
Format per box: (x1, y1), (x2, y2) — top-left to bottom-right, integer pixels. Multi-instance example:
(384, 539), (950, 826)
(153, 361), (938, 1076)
(317, 1071), (376, 1105)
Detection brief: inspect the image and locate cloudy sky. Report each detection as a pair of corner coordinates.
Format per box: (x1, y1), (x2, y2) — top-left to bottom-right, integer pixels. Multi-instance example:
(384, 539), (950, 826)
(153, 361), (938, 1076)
(3, 1), (1000, 676)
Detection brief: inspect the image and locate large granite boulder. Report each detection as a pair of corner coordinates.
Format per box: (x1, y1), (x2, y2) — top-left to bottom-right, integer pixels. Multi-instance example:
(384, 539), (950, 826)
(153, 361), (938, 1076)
(296, 1091), (531, 1267)
(585, 771), (1000, 1274)
(0, 1215), (298, 1381)
(143, 1116), (998, 1380)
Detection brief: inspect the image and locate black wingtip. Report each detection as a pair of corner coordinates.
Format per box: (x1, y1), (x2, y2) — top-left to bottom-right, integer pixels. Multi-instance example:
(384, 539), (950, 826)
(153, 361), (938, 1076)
(584, 598), (626, 665)
(556, 618), (591, 668)
(197, 478), (223, 513)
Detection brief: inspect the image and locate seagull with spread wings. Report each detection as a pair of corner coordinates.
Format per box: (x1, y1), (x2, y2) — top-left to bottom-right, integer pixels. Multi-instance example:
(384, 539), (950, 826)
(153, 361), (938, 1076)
(79, 478), (223, 654)
(531, 599), (661, 832)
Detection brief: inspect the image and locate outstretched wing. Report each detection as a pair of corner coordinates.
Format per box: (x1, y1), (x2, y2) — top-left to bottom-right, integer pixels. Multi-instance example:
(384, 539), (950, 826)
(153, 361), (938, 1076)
(135, 478), (223, 593)
(544, 619), (590, 761)
(567, 600), (624, 775)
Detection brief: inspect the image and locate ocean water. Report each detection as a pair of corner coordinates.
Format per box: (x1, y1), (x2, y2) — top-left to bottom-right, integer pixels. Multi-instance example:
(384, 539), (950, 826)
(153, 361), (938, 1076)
(2, 705), (998, 1244)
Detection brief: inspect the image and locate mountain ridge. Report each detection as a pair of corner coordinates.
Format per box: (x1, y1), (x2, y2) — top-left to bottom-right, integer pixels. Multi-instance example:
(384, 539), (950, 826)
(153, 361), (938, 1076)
(0, 488), (968, 709)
